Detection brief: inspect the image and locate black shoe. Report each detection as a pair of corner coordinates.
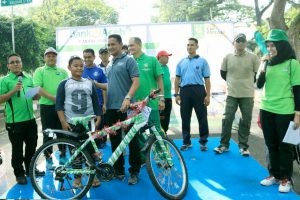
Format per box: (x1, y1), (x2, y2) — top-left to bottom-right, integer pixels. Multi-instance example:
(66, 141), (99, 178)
(128, 173), (139, 185)
(180, 144), (192, 151)
(16, 176), (27, 185)
(114, 170), (125, 181)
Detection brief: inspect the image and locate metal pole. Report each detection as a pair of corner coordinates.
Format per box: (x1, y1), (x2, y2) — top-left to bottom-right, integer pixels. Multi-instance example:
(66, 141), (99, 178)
(11, 5), (15, 52)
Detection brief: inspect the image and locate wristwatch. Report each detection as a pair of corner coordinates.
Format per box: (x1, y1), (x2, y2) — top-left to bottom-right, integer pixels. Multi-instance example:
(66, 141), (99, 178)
(174, 94), (179, 97)
(125, 94), (131, 100)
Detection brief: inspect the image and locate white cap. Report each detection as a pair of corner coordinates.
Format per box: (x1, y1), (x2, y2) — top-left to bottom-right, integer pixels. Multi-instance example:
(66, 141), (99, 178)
(44, 47), (58, 56)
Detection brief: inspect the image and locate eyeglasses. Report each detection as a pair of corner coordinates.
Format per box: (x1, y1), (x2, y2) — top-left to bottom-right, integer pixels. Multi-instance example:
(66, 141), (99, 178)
(8, 60), (21, 65)
(236, 38), (246, 43)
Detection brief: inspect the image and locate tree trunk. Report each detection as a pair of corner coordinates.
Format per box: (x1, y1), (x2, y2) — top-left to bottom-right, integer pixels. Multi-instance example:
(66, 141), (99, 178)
(269, 0), (288, 30)
(288, 12), (300, 60)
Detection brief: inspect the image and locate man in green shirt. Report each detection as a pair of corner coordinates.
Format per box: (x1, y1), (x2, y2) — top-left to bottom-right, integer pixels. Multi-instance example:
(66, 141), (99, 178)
(128, 37), (165, 165)
(33, 47), (68, 165)
(0, 53), (43, 185)
(157, 50), (173, 134)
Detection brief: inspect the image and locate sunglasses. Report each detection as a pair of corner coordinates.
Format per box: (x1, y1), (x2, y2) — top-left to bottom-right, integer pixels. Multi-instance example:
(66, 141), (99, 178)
(236, 38), (246, 43)
(8, 60), (21, 65)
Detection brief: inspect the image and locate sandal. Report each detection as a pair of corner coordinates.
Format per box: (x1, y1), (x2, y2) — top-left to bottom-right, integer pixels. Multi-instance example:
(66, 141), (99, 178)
(92, 178), (101, 187)
(72, 177), (82, 188)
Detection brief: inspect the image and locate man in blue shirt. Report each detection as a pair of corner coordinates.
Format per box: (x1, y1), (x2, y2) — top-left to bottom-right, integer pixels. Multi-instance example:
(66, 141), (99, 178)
(174, 38), (211, 151)
(82, 48), (107, 148)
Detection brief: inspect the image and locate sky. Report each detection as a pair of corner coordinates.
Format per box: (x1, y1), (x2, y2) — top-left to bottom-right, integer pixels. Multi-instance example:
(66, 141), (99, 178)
(0, 0), (273, 24)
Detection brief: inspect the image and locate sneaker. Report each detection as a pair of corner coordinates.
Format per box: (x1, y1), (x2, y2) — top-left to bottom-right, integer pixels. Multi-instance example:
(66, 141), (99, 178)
(180, 144), (192, 151)
(239, 148), (250, 156)
(279, 179), (292, 193)
(128, 173), (139, 185)
(214, 145), (229, 154)
(72, 177), (82, 188)
(115, 171), (125, 181)
(46, 158), (55, 170)
(260, 175), (280, 186)
(16, 176), (27, 185)
(200, 144), (208, 151)
(92, 177), (101, 187)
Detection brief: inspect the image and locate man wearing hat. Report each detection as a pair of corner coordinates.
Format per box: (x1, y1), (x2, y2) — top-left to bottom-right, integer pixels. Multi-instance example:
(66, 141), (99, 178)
(98, 47), (110, 75)
(33, 47), (68, 166)
(157, 50), (172, 134)
(214, 33), (260, 156)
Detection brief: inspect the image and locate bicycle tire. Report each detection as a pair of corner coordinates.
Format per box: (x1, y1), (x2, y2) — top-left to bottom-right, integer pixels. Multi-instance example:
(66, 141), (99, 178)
(145, 136), (188, 200)
(29, 138), (95, 199)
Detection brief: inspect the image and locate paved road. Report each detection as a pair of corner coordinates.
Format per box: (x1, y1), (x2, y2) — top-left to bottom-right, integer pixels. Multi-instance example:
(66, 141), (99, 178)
(0, 93), (299, 195)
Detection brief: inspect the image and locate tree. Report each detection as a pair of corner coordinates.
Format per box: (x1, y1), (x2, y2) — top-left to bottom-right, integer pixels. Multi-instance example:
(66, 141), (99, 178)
(268, 0), (300, 60)
(253, 0), (274, 26)
(0, 16), (46, 74)
(152, 0), (254, 23)
(28, 0), (118, 27)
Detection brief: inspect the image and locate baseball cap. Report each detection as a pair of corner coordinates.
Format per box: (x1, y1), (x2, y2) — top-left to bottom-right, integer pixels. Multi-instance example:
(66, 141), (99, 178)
(234, 33), (246, 42)
(99, 47), (108, 54)
(156, 50), (172, 59)
(265, 29), (288, 42)
(44, 47), (58, 56)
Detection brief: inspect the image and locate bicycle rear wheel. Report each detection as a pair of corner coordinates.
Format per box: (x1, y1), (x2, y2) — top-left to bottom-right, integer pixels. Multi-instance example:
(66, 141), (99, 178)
(29, 138), (95, 199)
(145, 136), (188, 200)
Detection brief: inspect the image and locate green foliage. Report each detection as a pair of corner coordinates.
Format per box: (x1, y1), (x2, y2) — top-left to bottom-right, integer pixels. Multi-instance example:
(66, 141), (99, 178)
(0, 16), (45, 75)
(153, 0), (255, 23)
(28, 0), (118, 27)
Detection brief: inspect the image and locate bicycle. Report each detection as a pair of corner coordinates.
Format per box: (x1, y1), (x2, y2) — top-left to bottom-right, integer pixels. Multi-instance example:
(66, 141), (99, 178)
(29, 89), (188, 200)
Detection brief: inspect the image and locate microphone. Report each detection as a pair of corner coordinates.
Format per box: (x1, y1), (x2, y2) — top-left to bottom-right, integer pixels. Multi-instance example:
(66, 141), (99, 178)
(17, 74), (23, 97)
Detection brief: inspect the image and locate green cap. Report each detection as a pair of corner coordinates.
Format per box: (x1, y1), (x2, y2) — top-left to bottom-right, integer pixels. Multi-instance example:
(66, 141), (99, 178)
(266, 29), (288, 42)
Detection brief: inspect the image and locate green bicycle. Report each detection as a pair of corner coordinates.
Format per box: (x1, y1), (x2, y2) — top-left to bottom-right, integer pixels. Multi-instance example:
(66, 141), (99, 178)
(29, 90), (188, 199)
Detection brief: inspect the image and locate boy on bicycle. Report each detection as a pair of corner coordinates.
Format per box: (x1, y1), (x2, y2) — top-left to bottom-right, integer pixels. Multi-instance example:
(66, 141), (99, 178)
(56, 56), (101, 188)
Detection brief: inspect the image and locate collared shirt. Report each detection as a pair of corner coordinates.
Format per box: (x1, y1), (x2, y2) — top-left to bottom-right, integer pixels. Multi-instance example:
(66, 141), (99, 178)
(134, 53), (162, 110)
(176, 55), (210, 87)
(82, 64), (107, 106)
(106, 53), (139, 109)
(221, 51), (260, 98)
(0, 72), (35, 123)
(33, 64), (68, 105)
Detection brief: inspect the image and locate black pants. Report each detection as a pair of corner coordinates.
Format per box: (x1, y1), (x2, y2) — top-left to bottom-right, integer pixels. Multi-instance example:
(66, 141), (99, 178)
(160, 98), (172, 134)
(6, 119), (38, 177)
(260, 109), (294, 179)
(180, 85), (209, 145)
(105, 109), (141, 174)
(40, 104), (65, 155)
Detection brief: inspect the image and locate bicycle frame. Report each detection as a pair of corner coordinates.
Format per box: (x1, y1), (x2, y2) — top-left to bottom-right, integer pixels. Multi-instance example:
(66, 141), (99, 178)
(54, 91), (174, 176)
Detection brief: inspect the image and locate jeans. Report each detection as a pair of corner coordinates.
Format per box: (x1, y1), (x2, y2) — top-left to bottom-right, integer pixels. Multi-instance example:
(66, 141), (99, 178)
(221, 96), (254, 149)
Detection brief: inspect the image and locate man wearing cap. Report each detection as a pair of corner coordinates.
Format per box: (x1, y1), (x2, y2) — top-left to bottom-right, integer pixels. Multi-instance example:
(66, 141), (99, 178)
(175, 37), (211, 152)
(128, 37), (165, 163)
(33, 47), (68, 162)
(98, 47), (110, 75)
(82, 48), (107, 148)
(214, 33), (260, 156)
(157, 50), (172, 134)
(0, 53), (44, 184)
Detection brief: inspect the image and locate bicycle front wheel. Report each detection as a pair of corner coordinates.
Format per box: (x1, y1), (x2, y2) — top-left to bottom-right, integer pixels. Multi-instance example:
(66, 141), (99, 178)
(29, 138), (95, 199)
(146, 136), (188, 200)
